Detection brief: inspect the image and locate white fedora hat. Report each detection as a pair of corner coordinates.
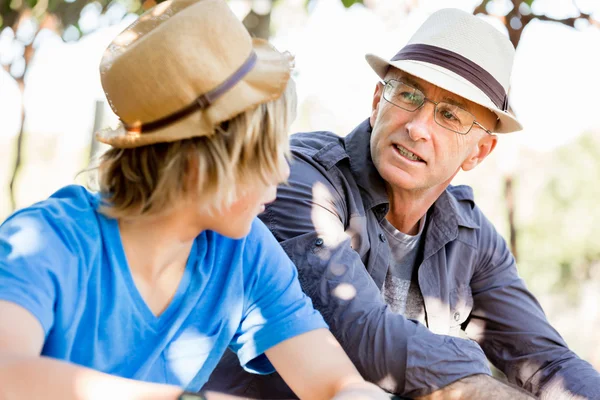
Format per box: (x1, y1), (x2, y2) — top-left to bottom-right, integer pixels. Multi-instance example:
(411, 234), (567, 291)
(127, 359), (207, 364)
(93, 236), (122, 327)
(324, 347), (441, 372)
(366, 8), (522, 133)
(96, 0), (293, 148)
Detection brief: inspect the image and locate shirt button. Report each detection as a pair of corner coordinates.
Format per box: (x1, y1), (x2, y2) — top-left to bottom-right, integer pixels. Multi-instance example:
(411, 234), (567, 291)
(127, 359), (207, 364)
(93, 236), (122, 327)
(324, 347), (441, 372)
(379, 233), (386, 242)
(315, 238), (324, 246)
(453, 312), (461, 322)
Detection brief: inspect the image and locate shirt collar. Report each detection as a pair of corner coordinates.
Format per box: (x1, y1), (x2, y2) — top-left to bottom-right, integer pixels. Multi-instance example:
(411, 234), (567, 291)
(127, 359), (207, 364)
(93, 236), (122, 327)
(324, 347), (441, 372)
(344, 119), (389, 211)
(429, 188), (479, 234)
(422, 187), (479, 261)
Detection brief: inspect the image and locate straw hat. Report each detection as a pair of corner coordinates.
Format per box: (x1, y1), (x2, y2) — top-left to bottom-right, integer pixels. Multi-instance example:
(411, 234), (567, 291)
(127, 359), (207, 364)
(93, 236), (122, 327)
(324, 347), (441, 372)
(96, 0), (293, 148)
(366, 8), (522, 133)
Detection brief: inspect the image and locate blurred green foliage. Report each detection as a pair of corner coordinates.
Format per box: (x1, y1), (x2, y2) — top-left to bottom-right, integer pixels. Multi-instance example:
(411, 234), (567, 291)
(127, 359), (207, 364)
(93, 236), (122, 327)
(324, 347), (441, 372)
(0, 0), (138, 36)
(340, 0), (362, 8)
(517, 131), (600, 298)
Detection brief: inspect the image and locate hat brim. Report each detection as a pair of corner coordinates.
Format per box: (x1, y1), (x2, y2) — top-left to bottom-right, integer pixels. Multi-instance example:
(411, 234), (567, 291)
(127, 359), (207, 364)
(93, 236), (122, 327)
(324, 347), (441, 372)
(365, 53), (522, 134)
(96, 38), (292, 148)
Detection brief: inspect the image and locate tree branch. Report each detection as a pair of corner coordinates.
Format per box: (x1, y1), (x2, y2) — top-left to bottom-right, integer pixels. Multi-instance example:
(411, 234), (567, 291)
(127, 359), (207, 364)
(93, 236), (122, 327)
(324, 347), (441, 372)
(474, 0), (599, 30)
(473, 0), (492, 16)
(529, 11), (600, 28)
(572, 0), (600, 28)
(532, 13), (578, 27)
(521, 0), (599, 29)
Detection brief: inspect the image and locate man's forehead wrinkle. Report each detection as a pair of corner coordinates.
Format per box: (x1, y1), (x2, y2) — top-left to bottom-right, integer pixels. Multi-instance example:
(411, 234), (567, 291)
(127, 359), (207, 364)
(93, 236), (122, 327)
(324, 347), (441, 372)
(441, 96), (472, 112)
(392, 71), (426, 92)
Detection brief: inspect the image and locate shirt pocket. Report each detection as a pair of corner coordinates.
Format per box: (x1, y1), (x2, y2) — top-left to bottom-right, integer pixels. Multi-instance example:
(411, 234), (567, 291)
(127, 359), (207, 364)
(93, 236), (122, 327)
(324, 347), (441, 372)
(165, 333), (217, 386)
(448, 285), (473, 338)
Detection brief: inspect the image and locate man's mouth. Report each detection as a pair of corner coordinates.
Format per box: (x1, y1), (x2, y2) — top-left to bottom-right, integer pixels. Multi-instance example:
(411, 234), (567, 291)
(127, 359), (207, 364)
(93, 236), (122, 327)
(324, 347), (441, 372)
(394, 144), (425, 163)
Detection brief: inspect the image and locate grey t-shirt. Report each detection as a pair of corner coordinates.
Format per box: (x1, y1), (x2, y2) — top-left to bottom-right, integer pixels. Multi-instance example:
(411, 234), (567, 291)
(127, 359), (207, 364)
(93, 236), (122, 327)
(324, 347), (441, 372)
(380, 215), (426, 324)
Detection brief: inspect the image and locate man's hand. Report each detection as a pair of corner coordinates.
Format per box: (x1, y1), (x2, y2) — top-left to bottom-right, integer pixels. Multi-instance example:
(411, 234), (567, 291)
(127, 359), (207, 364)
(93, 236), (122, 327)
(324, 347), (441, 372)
(415, 374), (537, 400)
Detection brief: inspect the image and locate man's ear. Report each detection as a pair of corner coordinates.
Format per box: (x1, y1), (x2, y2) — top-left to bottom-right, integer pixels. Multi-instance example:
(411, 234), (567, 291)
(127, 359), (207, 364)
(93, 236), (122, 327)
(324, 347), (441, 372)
(461, 133), (498, 172)
(370, 82), (384, 127)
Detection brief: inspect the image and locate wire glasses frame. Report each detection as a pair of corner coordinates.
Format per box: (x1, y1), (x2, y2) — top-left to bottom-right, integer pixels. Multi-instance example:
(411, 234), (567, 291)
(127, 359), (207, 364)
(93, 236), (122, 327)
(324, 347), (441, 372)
(381, 79), (494, 136)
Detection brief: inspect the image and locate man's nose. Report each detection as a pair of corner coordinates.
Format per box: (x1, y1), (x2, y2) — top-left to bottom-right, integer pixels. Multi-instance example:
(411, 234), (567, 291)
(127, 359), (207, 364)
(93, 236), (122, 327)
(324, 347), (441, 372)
(406, 101), (435, 142)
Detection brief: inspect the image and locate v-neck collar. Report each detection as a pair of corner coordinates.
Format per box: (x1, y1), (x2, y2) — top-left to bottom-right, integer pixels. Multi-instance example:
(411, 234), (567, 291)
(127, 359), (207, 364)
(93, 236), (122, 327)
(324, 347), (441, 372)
(98, 212), (198, 331)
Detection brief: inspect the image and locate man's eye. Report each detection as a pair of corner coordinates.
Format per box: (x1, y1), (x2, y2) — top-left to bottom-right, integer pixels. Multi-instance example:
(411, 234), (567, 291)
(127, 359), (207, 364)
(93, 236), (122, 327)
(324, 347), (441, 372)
(399, 91), (419, 103)
(441, 110), (458, 121)
(437, 104), (464, 123)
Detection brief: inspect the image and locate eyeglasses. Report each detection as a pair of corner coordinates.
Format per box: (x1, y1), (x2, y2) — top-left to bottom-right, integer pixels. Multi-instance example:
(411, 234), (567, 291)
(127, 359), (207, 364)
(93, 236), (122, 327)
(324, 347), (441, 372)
(381, 79), (493, 136)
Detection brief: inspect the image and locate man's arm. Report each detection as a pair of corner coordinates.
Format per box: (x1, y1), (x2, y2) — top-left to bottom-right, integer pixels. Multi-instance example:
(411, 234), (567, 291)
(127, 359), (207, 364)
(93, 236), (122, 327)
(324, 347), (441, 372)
(0, 300), (239, 400)
(465, 210), (600, 399)
(260, 153), (494, 398)
(415, 374), (535, 400)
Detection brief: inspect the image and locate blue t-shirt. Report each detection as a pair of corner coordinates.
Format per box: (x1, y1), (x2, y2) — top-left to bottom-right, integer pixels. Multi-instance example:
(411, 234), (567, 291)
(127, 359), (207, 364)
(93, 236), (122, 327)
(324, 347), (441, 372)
(0, 185), (327, 390)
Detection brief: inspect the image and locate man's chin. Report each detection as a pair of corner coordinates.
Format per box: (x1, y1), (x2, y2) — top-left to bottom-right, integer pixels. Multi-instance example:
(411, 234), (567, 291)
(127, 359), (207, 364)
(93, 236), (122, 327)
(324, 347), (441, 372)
(380, 167), (421, 191)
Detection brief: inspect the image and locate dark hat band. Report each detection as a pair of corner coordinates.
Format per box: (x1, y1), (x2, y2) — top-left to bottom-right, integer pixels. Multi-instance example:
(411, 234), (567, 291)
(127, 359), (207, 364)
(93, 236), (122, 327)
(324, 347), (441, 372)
(124, 50), (258, 134)
(391, 44), (508, 111)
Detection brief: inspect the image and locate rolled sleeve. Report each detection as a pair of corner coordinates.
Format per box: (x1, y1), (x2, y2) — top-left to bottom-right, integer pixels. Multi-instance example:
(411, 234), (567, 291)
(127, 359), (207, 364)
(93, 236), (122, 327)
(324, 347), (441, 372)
(0, 210), (67, 336)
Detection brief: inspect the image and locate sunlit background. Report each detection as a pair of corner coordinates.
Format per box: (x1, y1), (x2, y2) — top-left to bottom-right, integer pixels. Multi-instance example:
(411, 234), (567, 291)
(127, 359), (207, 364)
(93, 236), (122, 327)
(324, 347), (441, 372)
(1, 0), (599, 372)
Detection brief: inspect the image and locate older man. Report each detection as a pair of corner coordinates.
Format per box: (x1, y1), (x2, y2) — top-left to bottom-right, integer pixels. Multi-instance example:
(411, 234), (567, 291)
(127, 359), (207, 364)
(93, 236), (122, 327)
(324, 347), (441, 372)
(205, 8), (600, 400)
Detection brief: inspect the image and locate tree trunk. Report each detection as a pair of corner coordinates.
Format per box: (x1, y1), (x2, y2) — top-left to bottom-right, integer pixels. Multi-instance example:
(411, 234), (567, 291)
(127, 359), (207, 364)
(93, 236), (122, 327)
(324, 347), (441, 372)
(89, 100), (105, 162)
(473, 1), (524, 262)
(242, 8), (271, 39)
(8, 79), (26, 212)
(504, 175), (518, 261)
(7, 11), (47, 211)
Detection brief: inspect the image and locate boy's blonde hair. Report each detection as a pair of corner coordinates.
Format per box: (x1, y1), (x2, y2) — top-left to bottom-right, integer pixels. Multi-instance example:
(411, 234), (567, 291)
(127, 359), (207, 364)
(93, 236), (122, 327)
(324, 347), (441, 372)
(98, 79), (296, 219)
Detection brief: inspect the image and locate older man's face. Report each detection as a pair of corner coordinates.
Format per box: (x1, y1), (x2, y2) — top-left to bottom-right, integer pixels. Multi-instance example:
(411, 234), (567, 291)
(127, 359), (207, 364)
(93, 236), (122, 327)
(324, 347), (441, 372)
(369, 70), (497, 196)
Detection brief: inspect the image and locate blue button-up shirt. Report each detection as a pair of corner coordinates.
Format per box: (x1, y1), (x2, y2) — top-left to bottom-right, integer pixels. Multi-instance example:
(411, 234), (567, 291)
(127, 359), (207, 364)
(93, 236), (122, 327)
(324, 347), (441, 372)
(205, 119), (600, 399)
